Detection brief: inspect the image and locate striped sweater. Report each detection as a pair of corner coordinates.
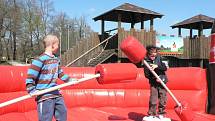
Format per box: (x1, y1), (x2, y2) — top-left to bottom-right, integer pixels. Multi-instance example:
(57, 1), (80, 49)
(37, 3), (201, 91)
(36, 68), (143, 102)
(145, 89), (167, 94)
(26, 53), (71, 102)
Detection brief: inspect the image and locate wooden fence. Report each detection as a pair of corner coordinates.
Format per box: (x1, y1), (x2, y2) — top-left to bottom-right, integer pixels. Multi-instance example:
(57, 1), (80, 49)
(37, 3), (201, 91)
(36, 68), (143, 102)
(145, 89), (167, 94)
(61, 28), (211, 67)
(118, 28), (156, 58)
(182, 36), (210, 59)
(61, 32), (102, 66)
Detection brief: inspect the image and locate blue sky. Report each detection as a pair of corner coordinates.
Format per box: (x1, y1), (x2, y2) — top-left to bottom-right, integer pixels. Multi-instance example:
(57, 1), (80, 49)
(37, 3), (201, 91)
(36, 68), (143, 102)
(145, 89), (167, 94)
(53, 0), (215, 37)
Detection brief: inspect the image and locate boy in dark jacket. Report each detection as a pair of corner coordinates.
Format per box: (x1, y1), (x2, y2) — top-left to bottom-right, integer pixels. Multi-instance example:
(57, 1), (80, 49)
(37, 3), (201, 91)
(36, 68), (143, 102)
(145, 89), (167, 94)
(142, 45), (169, 120)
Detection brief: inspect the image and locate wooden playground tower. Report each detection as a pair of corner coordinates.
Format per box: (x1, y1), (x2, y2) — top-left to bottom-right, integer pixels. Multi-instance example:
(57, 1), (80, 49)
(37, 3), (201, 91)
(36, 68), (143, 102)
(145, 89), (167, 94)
(61, 3), (214, 68)
(61, 3), (163, 66)
(169, 14), (214, 68)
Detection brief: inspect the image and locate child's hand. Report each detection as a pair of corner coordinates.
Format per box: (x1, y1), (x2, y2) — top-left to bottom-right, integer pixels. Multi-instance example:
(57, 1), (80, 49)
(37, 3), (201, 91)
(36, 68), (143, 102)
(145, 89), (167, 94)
(150, 64), (158, 70)
(29, 89), (39, 96)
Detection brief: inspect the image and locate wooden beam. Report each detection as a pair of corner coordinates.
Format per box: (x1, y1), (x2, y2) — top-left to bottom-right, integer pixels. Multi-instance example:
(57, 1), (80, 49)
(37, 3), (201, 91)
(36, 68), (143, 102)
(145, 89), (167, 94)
(198, 23), (203, 37)
(141, 21), (144, 29)
(141, 15), (144, 29)
(150, 18), (154, 31)
(131, 22), (135, 28)
(178, 28), (181, 37)
(101, 20), (105, 34)
(131, 14), (135, 29)
(118, 14), (121, 29)
(190, 29), (193, 39)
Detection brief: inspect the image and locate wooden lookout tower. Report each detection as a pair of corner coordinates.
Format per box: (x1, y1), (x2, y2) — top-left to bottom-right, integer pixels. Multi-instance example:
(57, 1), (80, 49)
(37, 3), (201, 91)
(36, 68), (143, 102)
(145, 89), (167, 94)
(61, 3), (163, 67)
(169, 14), (214, 68)
(93, 3), (163, 63)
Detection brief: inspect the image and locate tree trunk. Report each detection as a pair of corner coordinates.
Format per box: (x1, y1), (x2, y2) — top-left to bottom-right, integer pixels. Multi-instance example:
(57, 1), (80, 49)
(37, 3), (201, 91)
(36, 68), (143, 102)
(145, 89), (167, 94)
(0, 18), (4, 58)
(12, 32), (16, 60)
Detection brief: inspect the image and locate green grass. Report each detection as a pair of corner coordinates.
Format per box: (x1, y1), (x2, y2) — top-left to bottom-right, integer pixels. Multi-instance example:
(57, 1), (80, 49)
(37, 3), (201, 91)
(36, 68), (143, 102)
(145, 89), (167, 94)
(161, 49), (184, 53)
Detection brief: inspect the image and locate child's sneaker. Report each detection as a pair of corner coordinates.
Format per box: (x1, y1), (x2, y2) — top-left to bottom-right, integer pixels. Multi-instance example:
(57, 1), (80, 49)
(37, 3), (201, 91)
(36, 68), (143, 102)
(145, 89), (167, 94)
(158, 115), (171, 121)
(142, 115), (160, 121)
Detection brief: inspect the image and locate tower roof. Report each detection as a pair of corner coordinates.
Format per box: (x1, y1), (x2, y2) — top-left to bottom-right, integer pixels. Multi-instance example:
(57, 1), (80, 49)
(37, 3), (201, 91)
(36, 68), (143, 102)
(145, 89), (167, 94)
(171, 14), (215, 29)
(93, 3), (163, 23)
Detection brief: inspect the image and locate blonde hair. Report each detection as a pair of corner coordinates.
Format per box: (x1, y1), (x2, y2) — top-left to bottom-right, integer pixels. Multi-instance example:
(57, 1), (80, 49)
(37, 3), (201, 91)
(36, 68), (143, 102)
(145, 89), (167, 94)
(43, 35), (59, 48)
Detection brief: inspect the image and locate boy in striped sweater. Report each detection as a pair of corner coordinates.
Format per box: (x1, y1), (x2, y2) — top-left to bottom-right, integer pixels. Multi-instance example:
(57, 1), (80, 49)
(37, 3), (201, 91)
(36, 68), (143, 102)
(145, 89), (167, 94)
(26, 34), (77, 121)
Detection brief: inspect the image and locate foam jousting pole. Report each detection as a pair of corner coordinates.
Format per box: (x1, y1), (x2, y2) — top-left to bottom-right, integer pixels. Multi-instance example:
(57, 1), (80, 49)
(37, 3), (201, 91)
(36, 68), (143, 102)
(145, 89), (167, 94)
(120, 36), (195, 121)
(0, 63), (138, 108)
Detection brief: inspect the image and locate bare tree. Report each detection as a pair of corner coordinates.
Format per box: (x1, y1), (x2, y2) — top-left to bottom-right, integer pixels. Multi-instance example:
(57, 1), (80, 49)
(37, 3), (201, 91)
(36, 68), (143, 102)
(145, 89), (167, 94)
(9, 0), (22, 60)
(0, 0), (9, 59)
(76, 16), (93, 40)
(0, 0), (94, 63)
(50, 12), (70, 53)
(33, 12), (44, 55)
(22, 0), (42, 57)
(39, 0), (54, 35)
(22, 0), (36, 49)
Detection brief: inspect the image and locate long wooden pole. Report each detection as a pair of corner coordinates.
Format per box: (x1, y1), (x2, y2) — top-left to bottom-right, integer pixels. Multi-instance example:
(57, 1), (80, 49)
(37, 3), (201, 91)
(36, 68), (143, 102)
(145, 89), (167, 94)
(143, 60), (182, 107)
(0, 74), (100, 108)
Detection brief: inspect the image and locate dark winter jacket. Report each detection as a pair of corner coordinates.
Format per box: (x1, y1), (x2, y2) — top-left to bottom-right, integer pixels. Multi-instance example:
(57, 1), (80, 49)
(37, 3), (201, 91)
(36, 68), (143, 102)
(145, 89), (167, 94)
(143, 55), (168, 85)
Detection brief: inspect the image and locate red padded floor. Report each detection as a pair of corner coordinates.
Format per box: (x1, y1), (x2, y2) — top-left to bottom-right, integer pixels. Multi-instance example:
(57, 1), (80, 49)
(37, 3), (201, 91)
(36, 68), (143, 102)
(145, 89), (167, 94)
(1, 66), (215, 121)
(0, 107), (181, 121)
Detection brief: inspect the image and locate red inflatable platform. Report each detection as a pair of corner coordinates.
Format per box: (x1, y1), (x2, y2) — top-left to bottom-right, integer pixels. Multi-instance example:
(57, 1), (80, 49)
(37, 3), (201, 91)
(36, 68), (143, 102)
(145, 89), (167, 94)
(0, 66), (215, 121)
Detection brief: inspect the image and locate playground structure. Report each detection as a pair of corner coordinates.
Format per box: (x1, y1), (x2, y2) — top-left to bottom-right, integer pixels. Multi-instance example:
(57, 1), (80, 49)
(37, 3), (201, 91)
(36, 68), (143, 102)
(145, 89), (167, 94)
(1, 2), (215, 121)
(61, 3), (160, 67)
(61, 3), (214, 69)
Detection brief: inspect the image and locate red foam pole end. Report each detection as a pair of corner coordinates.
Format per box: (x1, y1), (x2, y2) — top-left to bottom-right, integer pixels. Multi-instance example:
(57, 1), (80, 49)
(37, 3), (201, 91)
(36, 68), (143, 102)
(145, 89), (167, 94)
(120, 36), (147, 63)
(95, 63), (138, 84)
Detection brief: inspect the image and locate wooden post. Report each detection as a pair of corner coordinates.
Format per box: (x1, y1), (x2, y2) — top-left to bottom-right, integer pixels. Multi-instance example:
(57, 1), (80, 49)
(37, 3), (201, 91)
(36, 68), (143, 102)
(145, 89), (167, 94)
(118, 14), (121, 29)
(101, 20), (105, 41)
(178, 28), (182, 37)
(101, 20), (105, 34)
(190, 29), (193, 39)
(150, 18), (154, 31)
(131, 22), (135, 28)
(141, 21), (144, 29)
(200, 59), (203, 68)
(131, 14), (135, 29)
(198, 23), (203, 37)
(117, 14), (122, 63)
(141, 15), (144, 30)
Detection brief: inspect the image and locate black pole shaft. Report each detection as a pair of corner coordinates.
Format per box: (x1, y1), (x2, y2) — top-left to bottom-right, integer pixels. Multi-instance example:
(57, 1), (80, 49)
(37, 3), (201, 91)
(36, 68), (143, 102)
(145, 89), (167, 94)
(208, 19), (215, 114)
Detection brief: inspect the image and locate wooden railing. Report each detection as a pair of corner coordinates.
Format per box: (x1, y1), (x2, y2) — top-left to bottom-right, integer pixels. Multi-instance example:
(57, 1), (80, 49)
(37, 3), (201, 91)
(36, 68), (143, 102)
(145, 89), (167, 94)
(183, 36), (210, 59)
(61, 32), (101, 66)
(61, 28), (210, 67)
(65, 33), (117, 67)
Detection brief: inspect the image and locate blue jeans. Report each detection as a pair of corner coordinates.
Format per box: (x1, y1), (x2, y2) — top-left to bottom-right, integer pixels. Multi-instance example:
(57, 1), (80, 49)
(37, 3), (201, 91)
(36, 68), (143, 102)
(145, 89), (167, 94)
(37, 97), (67, 121)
